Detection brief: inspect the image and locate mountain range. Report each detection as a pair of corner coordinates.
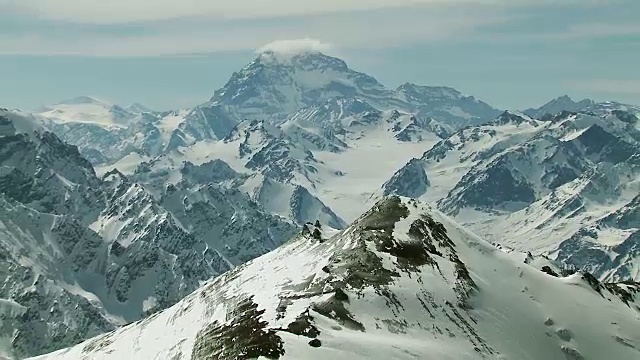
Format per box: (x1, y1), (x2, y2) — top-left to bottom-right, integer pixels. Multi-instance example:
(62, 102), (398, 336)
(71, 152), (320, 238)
(0, 48), (638, 358)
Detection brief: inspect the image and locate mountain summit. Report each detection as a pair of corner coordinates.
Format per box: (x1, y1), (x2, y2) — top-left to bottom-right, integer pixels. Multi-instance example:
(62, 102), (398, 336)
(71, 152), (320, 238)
(208, 50), (398, 123)
(524, 95), (595, 118)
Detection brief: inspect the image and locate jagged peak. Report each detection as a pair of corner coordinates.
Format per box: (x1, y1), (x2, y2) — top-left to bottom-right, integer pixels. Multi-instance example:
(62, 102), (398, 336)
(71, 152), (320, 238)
(528, 95), (596, 115)
(545, 95), (593, 105)
(552, 94), (574, 102)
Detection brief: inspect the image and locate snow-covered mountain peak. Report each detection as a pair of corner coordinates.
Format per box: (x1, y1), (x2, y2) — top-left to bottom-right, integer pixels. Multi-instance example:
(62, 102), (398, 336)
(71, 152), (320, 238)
(0, 109), (44, 138)
(31, 195), (640, 360)
(55, 95), (108, 106)
(208, 50), (394, 123)
(36, 97), (136, 128)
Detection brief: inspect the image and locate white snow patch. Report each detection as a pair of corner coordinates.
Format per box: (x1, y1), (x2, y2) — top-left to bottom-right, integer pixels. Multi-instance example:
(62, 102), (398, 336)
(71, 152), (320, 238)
(142, 297), (158, 313)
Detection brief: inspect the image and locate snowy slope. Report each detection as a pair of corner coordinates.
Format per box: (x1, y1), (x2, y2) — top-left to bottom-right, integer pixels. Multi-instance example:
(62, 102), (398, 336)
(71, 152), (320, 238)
(97, 135), (347, 229)
(382, 110), (640, 281)
(159, 181), (299, 265)
(230, 103), (444, 222)
(31, 197), (640, 360)
(241, 174), (347, 229)
(36, 96), (135, 128)
(100, 99), (444, 228)
(383, 111), (545, 203)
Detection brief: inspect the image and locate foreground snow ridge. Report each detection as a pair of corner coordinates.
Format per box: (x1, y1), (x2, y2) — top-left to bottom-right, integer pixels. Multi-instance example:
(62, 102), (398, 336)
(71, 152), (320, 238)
(32, 197), (640, 360)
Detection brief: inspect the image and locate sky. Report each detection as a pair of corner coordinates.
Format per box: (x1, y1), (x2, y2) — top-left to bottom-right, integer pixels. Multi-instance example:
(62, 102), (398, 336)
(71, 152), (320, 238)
(0, 0), (638, 111)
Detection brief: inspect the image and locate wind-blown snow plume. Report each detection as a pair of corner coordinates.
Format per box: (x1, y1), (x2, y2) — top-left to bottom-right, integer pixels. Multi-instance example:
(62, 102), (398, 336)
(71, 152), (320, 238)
(256, 38), (333, 58)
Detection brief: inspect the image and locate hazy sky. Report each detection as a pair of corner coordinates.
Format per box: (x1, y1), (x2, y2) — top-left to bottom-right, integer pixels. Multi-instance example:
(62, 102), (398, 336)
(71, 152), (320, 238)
(1, 0), (638, 111)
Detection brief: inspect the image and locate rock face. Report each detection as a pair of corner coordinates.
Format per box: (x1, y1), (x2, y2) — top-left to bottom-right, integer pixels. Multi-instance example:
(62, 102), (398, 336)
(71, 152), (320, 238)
(0, 110), (298, 358)
(30, 197), (640, 360)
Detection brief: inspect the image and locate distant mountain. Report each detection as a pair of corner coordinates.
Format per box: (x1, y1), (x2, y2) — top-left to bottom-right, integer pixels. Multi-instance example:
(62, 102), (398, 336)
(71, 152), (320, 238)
(396, 83), (502, 127)
(524, 95), (595, 119)
(32, 50), (500, 169)
(525, 95), (640, 119)
(36, 96), (138, 127)
(32, 196), (640, 360)
(382, 109), (640, 281)
(206, 51), (501, 128)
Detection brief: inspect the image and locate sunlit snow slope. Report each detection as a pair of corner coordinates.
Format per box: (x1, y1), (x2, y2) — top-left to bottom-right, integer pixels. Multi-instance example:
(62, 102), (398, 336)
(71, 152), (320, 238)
(32, 197), (640, 360)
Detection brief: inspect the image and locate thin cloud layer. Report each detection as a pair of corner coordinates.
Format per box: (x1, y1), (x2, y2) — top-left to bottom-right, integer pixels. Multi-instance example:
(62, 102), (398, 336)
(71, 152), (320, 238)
(3, 0), (514, 24)
(0, 6), (507, 56)
(0, 0), (634, 57)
